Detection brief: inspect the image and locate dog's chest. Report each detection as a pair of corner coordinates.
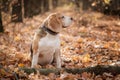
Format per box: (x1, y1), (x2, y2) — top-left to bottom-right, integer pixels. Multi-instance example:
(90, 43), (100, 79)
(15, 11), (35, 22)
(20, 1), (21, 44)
(39, 34), (60, 54)
(38, 34), (60, 65)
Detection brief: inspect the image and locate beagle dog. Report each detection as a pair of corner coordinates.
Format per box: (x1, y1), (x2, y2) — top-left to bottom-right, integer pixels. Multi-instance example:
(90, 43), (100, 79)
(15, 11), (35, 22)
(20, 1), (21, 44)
(30, 13), (73, 68)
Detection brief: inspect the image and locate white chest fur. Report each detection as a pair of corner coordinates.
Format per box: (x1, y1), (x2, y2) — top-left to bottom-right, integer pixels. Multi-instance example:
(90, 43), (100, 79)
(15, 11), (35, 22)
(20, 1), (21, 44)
(38, 33), (60, 65)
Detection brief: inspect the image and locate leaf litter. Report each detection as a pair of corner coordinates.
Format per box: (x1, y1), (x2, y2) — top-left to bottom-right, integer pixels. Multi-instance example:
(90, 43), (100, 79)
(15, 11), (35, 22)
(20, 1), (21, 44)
(0, 6), (120, 79)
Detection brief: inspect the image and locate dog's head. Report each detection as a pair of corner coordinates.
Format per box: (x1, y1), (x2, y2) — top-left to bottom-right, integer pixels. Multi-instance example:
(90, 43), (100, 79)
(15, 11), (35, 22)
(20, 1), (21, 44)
(44, 13), (73, 33)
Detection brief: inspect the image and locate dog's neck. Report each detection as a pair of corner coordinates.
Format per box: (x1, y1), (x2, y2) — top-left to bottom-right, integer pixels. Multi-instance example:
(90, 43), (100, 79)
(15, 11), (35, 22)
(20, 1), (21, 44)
(41, 26), (59, 35)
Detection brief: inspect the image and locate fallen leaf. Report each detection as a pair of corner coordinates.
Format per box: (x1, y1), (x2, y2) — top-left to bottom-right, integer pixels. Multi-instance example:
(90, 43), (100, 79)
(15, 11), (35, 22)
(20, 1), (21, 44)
(18, 63), (25, 67)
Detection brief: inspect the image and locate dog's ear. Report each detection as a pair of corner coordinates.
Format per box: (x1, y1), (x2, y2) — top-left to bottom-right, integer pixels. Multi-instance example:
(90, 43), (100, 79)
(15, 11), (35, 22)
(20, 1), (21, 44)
(48, 13), (62, 32)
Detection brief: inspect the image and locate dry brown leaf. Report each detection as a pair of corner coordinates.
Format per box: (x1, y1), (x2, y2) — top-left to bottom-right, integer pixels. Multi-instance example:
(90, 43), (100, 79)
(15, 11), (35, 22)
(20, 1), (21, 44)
(82, 53), (91, 63)
(18, 63), (25, 67)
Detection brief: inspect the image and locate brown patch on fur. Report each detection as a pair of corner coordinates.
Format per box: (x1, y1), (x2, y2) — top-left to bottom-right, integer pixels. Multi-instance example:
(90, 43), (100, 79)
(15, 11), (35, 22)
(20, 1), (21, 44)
(39, 53), (44, 58)
(32, 28), (47, 55)
(47, 13), (62, 32)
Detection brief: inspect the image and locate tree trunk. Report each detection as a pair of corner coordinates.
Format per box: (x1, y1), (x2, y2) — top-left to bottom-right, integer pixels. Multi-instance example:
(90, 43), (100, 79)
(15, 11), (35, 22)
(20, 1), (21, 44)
(20, 65), (120, 75)
(52, 0), (58, 8)
(21, 0), (24, 22)
(0, 2), (4, 32)
(49, 0), (53, 10)
(2, 0), (10, 13)
(40, 0), (44, 13)
(82, 0), (90, 10)
(43, 0), (49, 12)
(11, 0), (24, 22)
(74, 0), (80, 8)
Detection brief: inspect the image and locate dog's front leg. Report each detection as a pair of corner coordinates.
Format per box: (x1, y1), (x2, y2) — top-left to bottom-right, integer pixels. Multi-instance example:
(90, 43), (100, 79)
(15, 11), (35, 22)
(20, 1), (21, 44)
(31, 53), (39, 68)
(55, 49), (61, 68)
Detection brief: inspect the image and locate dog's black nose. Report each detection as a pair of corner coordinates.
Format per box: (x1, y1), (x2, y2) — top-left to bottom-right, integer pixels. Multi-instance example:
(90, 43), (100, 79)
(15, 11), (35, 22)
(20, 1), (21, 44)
(70, 17), (73, 20)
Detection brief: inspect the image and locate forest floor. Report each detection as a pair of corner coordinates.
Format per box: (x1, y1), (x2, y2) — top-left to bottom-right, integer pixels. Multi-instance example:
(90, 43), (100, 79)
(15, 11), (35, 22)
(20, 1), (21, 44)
(0, 5), (120, 79)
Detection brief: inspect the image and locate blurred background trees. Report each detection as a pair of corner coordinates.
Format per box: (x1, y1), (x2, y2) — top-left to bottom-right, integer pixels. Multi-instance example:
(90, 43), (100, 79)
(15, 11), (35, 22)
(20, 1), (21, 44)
(0, 0), (4, 32)
(0, 0), (119, 32)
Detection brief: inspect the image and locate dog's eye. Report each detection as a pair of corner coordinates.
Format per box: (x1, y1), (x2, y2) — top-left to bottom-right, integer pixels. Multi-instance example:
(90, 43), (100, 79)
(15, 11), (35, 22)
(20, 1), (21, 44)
(61, 16), (64, 19)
